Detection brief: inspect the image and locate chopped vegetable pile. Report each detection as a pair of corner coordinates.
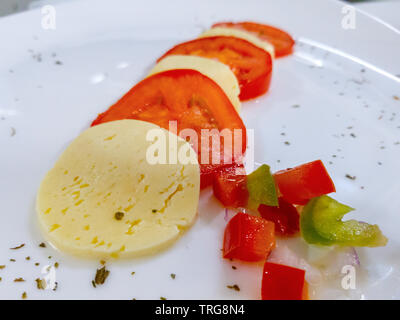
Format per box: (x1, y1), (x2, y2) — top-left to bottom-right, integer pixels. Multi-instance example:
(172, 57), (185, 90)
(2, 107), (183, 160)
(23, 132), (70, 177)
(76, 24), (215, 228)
(216, 159), (387, 300)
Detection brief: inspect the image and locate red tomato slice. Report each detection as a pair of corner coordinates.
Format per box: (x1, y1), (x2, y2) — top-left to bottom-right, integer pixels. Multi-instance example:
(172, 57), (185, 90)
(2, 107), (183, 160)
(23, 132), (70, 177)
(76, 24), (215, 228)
(261, 262), (306, 300)
(258, 198), (300, 236)
(223, 212), (275, 262)
(273, 160), (336, 205)
(158, 36), (273, 101)
(91, 69), (247, 184)
(213, 21), (295, 58)
(213, 163), (247, 208)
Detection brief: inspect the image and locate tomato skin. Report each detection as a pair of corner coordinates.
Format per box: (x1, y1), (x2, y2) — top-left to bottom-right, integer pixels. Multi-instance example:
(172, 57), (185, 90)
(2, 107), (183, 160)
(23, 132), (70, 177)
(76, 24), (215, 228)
(238, 66), (272, 101)
(261, 262), (306, 300)
(213, 21), (295, 58)
(92, 69), (245, 137)
(258, 198), (300, 236)
(213, 163), (248, 207)
(273, 160), (336, 205)
(223, 212), (275, 262)
(159, 36), (273, 101)
(91, 69), (247, 184)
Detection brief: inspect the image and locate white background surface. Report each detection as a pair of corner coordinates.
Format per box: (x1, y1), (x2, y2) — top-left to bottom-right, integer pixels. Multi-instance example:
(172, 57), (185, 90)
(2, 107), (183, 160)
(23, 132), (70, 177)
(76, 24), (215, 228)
(1, 0), (400, 31)
(0, 0), (399, 300)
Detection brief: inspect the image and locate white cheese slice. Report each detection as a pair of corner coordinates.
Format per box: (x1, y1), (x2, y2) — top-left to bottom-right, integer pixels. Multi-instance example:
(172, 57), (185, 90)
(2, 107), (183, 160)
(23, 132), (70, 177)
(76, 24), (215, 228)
(37, 120), (200, 259)
(149, 55), (241, 113)
(199, 27), (275, 59)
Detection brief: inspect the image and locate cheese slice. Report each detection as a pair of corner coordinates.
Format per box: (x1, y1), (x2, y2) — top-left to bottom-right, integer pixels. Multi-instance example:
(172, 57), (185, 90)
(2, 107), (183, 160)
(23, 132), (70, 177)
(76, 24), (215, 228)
(199, 27), (275, 59)
(37, 120), (200, 259)
(149, 55), (241, 113)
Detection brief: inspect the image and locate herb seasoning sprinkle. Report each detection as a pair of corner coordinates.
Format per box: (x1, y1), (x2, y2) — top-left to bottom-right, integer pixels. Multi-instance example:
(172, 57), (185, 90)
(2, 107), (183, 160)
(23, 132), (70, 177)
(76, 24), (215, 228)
(227, 284), (240, 291)
(114, 212), (124, 221)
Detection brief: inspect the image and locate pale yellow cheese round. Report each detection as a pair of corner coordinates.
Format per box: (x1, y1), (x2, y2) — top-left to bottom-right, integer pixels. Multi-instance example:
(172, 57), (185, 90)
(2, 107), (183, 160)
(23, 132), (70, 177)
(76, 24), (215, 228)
(199, 27), (275, 59)
(149, 55), (241, 113)
(37, 120), (200, 259)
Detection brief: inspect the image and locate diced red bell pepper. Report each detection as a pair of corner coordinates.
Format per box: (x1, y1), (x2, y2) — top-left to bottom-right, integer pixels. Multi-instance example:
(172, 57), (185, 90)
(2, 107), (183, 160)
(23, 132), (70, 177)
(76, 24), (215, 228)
(201, 161), (244, 189)
(223, 212), (275, 262)
(213, 163), (248, 208)
(261, 262), (307, 300)
(258, 198), (300, 236)
(200, 163), (220, 189)
(273, 160), (335, 205)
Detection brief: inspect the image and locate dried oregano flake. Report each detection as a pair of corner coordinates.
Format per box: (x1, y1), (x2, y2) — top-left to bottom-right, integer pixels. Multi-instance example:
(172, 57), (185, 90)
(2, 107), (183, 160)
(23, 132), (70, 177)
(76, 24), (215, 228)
(93, 266), (110, 286)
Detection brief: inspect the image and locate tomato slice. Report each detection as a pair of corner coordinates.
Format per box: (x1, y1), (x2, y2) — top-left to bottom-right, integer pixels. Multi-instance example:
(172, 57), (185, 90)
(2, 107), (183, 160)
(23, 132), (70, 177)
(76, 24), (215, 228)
(92, 69), (247, 183)
(158, 36), (273, 101)
(258, 197), (300, 236)
(273, 160), (336, 205)
(261, 262), (306, 300)
(212, 163), (247, 208)
(223, 212), (275, 262)
(213, 22), (295, 58)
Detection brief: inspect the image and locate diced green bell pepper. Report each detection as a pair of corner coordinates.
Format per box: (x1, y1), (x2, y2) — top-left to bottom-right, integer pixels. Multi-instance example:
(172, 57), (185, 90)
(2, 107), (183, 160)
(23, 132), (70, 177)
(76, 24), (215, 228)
(301, 195), (387, 247)
(246, 164), (278, 210)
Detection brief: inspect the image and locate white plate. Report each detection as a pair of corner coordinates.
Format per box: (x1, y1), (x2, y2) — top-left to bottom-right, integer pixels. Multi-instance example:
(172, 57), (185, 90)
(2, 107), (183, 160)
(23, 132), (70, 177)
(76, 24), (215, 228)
(0, 0), (399, 300)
